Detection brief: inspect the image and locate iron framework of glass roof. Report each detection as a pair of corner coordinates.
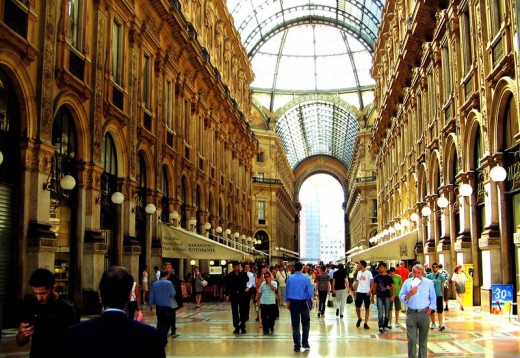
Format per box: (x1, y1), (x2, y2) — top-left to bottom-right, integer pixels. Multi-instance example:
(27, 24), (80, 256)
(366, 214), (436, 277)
(227, 0), (385, 169)
(275, 101), (360, 168)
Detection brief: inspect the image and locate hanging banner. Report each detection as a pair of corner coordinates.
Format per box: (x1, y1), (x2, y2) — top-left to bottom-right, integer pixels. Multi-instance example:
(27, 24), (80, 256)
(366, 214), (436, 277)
(160, 223), (252, 261)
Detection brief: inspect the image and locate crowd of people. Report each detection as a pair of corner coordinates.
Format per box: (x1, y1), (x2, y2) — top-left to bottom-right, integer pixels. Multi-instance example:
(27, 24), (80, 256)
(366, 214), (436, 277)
(15, 260), (468, 357)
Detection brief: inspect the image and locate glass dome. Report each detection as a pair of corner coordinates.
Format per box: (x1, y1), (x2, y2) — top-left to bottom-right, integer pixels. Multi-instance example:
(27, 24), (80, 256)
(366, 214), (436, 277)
(227, 0), (385, 168)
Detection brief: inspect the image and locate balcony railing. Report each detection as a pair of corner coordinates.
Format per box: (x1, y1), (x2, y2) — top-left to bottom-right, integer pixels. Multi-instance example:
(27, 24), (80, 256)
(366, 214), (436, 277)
(252, 177), (282, 184)
(355, 175), (377, 183)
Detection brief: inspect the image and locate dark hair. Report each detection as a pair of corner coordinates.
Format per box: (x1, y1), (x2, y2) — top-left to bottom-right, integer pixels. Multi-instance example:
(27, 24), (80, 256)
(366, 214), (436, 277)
(294, 262), (303, 271)
(378, 262), (387, 268)
(232, 261), (240, 267)
(337, 264), (344, 270)
(29, 268), (55, 288)
(160, 270), (169, 278)
(389, 267), (396, 272)
(359, 260), (367, 268)
(99, 266), (134, 309)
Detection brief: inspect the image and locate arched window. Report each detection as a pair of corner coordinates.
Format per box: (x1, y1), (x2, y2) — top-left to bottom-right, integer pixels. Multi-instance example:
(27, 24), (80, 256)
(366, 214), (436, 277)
(50, 106), (78, 298)
(503, 95), (518, 151)
(136, 151), (147, 220)
(50, 107), (77, 204)
(254, 230), (269, 251)
(0, 68), (21, 184)
(161, 166), (169, 223)
(100, 133), (118, 228)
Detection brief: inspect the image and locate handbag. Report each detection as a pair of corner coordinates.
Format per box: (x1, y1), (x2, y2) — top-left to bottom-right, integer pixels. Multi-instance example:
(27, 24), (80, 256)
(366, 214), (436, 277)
(455, 281), (465, 294)
(346, 294), (353, 304)
(200, 278), (209, 287)
(171, 297), (179, 309)
(136, 310), (144, 322)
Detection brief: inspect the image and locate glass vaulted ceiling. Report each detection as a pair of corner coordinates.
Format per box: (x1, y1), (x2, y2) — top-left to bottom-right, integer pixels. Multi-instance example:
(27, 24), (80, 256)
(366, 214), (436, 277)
(227, 0), (385, 169)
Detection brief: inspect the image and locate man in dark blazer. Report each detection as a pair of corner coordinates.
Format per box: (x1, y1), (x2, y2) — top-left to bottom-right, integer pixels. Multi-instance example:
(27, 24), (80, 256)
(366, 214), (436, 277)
(224, 261), (250, 334)
(64, 266), (166, 358)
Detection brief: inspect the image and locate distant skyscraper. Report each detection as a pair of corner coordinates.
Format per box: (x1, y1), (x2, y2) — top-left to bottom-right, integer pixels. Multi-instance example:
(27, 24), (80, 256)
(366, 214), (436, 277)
(300, 174), (345, 263)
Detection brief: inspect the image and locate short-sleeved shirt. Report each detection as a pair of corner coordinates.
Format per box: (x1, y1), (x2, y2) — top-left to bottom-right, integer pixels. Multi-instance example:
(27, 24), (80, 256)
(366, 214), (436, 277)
(356, 270), (373, 293)
(316, 273), (330, 292)
(392, 274), (402, 296)
(426, 272), (446, 297)
(259, 281), (278, 305)
(333, 269), (348, 290)
(373, 274), (395, 298)
(439, 269), (450, 287)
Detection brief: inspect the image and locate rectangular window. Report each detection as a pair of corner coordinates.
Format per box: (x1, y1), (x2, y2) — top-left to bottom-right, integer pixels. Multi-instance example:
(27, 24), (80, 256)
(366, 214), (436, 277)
(197, 115), (203, 153)
(143, 55), (151, 110)
(165, 80), (173, 130)
(427, 71), (435, 120)
(211, 131), (215, 163)
(68, 0), (81, 49)
(4, 0), (28, 38)
(491, 0), (505, 35)
(417, 93), (423, 135)
(441, 43), (451, 102)
(112, 21), (122, 85)
(258, 201), (265, 223)
(461, 7), (473, 74)
(257, 152), (265, 162)
(184, 99), (190, 140)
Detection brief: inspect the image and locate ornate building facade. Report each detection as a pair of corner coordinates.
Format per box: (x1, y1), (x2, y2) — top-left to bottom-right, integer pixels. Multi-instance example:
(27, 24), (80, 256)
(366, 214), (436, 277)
(345, 113), (378, 259)
(365, 0), (520, 310)
(250, 106), (299, 263)
(0, 0), (257, 322)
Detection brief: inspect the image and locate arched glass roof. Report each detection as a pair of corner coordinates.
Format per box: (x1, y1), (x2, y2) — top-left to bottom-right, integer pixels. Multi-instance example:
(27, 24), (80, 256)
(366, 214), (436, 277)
(227, 0), (385, 169)
(276, 101), (360, 168)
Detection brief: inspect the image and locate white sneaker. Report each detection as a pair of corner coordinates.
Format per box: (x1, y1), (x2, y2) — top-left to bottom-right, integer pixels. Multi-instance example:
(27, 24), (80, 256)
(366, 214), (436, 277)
(395, 324), (399, 328)
(430, 323), (436, 329)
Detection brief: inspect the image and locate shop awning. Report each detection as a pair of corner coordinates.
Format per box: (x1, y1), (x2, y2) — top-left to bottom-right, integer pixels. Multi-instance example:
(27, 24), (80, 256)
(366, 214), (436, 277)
(350, 230), (418, 263)
(160, 223), (253, 261)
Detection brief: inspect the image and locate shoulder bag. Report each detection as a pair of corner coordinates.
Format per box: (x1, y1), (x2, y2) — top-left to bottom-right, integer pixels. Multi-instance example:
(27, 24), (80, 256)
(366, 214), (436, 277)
(200, 277), (209, 287)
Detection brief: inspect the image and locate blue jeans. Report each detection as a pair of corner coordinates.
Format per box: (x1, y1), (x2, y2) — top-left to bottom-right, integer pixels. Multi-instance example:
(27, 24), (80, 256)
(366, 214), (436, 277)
(289, 300), (310, 348)
(405, 310), (430, 358)
(376, 296), (390, 328)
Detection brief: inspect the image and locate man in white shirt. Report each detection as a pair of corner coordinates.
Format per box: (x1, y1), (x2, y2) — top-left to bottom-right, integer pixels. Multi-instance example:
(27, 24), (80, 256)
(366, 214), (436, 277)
(276, 264), (288, 305)
(244, 264), (255, 319)
(353, 260), (373, 329)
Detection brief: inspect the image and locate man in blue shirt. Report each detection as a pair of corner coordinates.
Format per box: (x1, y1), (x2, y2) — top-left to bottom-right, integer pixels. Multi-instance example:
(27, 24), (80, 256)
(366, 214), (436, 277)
(285, 262), (315, 352)
(399, 264), (437, 358)
(149, 270), (176, 338)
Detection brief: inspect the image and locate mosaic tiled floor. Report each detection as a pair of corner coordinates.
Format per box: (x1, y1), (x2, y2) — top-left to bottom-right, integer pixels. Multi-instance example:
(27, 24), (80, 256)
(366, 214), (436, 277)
(1, 300), (519, 357)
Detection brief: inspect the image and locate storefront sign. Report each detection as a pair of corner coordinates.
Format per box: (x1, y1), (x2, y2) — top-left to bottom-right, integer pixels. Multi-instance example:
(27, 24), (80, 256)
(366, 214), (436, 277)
(161, 223), (251, 261)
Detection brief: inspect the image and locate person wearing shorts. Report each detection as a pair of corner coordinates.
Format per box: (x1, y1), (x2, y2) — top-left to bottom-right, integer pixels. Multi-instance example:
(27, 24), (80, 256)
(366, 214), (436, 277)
(353, 260), (373, 329)
(426, 263), (446, 331)
(389, 267), (402, 328)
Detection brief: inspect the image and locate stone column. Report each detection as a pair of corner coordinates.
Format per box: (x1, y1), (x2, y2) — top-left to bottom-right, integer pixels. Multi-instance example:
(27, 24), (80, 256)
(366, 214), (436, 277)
(82, 230), (108, 313)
